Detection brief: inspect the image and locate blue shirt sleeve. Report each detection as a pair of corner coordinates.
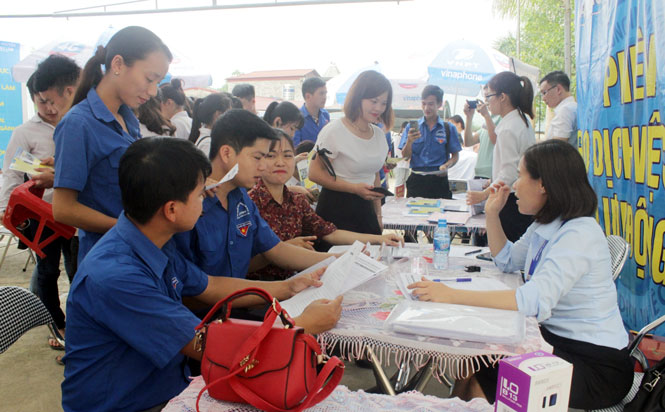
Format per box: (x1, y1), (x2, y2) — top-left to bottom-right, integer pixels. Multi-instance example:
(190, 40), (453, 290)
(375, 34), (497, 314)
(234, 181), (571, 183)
(398, 124), (410, 150)
(251, 206), (281, 256)
(447, 124), (463, 154)
(85, 265), (201, 369)
(54, 113), (92, 191)
(166, 241), (209, 296)
(515, 225), (593, 321)
(493, 224), (532, 273)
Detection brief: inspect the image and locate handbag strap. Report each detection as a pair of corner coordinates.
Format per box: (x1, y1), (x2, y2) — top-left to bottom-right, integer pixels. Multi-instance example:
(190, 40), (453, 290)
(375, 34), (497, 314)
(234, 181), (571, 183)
(228, 356), (344, 412)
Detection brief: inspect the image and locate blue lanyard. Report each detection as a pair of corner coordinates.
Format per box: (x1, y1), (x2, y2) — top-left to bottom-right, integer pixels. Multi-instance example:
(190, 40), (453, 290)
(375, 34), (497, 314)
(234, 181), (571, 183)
(525, 240), (549, 282)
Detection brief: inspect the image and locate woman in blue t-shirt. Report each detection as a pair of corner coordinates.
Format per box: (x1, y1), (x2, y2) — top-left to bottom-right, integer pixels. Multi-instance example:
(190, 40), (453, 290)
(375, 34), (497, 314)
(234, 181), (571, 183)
(52, 26), (172, 262)
(409, 140), (633, 409)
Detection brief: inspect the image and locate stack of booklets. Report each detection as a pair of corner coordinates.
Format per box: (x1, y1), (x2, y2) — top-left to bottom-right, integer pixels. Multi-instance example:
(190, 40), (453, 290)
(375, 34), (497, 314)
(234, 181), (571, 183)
(385, 300), (525, 344)
(404, 199), (443, 216)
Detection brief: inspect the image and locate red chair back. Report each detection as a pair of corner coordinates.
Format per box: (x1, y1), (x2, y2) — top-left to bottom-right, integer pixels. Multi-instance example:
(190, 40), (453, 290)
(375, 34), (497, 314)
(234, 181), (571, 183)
(2, 181), (75, 258)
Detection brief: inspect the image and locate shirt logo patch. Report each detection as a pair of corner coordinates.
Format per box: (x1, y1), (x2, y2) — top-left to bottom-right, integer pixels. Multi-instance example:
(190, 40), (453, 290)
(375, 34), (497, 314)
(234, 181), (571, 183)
(171, 276), (179, 289)
(437, 138), (445, 144)
(237, 221), (252, 237)
(237, 202), (250, 219)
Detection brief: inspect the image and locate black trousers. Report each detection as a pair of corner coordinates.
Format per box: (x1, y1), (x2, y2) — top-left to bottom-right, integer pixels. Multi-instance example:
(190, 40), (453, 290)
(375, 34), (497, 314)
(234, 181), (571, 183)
(499, 193), (533, 242)
(315, 188), (381, 235)
(406, 173), (452, 199)
(476, 326), (634, 409)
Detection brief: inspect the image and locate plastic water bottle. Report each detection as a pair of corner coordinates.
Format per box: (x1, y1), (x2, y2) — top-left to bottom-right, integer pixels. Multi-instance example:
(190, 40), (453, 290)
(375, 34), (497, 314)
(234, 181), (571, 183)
(433, 219), (450, 270)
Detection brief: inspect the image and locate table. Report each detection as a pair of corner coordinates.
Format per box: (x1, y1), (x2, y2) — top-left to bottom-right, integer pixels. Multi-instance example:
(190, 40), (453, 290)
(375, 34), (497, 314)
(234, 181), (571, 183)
(163, 377), (494, 412)
(382, 197), (486, 237)
(317, 245), (550, 388)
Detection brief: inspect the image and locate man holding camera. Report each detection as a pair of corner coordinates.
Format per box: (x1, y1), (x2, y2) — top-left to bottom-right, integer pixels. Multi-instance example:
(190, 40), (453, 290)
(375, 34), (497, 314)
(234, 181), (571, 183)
(398, 85), (461, 199)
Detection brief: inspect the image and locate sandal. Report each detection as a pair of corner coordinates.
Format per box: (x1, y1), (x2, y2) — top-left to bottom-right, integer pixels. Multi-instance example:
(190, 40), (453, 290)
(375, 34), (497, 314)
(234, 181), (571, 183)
(55, 354), (64, 366)
(48, 337), (65, 351)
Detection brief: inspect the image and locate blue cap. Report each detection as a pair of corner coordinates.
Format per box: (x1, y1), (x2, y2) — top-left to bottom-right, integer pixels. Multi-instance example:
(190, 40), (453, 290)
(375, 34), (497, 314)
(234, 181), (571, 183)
(437, 219), (447, 227)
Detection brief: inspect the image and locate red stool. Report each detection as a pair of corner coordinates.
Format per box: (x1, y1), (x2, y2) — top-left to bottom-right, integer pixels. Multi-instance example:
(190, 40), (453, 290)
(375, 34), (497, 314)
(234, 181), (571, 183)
(2, 181), (75, 258)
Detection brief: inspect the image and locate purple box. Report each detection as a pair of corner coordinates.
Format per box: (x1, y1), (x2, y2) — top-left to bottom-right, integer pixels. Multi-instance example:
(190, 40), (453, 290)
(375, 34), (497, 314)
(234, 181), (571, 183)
(494, 351), (572, 412)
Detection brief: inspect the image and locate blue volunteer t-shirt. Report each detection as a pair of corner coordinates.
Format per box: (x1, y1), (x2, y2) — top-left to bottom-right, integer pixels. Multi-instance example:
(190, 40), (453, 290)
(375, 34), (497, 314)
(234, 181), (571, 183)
(398, 116), (462, 172)
(61, 213), (208, 412)
(293, 104), (330, 146)
(174, 187), (281, 278)
(53, 88), (140, 262)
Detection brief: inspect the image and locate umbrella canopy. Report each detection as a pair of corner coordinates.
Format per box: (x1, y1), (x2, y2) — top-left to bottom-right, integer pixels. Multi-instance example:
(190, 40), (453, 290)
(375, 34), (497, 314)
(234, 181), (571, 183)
(427, 40), (513, 97)
(326, 63), (427, 111)
(11, 39), (212, 88)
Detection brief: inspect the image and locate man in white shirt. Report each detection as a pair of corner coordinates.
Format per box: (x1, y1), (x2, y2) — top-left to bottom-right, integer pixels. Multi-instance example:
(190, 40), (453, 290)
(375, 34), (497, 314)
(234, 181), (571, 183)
(539, 71), (578, 146)
(0, 55), (80, 355)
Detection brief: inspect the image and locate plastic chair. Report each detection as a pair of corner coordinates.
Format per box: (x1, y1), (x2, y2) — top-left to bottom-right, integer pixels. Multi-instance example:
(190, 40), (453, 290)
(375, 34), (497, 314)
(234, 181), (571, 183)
(590, 314), (665, 412)
(0, 225), (36, 273)
(0, 286), (64, 354)
(607, 235), (630, 281)
(2, 180), (75, 258)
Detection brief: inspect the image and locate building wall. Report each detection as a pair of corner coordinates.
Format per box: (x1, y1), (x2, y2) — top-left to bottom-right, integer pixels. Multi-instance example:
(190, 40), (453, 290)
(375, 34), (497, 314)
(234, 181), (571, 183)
(228, 73), (318, 101)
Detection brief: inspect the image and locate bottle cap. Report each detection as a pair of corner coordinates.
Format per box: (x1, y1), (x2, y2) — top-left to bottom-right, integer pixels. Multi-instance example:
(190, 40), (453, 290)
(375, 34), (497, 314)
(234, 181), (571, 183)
(437, 219), (447, 227)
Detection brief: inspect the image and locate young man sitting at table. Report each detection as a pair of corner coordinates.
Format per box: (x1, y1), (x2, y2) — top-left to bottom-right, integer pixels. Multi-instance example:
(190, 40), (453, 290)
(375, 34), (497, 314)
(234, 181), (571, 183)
(248, 129), (403, 281)
(61, 137), (341, 412)
(174, 109), (335, 279)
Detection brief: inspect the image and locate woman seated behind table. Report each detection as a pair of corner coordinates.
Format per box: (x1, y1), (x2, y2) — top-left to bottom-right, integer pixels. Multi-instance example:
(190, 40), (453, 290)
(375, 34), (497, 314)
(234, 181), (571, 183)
(248, 129), (402, 281)
(408, 140), (633, 410)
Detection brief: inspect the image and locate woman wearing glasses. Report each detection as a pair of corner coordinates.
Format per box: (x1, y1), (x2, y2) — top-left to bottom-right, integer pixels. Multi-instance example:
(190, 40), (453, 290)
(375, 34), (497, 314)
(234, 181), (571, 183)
(409, 140), (632, 409)
(466, 71), (536, 241)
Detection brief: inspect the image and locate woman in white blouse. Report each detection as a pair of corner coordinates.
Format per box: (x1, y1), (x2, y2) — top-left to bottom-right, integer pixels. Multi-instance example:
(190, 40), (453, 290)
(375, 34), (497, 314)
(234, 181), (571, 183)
(467, 71), (536, 241)
(308, 70), (393, 235)
(187, 92), (231, 156)
(410, 140), (633, 409)
(160, 78), (192, 139)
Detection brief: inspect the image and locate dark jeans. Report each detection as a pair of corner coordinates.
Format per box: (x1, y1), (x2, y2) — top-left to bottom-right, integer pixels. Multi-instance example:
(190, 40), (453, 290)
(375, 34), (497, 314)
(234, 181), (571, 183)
(406, 173), (452, 199)
(26, 221), (78, 330)
(316, 188), (381, 235)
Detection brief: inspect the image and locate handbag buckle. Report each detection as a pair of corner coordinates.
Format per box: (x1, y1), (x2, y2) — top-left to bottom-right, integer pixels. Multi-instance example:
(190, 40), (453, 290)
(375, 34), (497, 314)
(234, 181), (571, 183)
(645, 370), (662, 392)
(240, 355), (259, 373)
(194, 330), (205, 352)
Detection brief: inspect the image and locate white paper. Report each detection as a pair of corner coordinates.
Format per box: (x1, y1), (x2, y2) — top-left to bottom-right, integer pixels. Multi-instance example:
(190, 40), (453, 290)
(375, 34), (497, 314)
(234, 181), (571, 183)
(281, 246), (387, 317)
(467, 179), (489, 216)
(385, 300), (525, 344)
(204, 164), (238, 190)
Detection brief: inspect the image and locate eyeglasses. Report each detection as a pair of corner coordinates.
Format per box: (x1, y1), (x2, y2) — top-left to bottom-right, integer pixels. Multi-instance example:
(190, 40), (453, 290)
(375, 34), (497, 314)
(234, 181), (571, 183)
(540, 85), (557, 96)
(484, 93), (499, 102)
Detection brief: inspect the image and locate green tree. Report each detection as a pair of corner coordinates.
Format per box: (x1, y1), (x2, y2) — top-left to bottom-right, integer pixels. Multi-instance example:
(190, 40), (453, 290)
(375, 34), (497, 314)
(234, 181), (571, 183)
(493, 0), (576, 130)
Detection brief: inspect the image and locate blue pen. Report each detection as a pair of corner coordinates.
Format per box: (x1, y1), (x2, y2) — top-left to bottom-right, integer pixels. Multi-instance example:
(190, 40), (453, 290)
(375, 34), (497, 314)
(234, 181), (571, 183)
(432, 277), (472, 282)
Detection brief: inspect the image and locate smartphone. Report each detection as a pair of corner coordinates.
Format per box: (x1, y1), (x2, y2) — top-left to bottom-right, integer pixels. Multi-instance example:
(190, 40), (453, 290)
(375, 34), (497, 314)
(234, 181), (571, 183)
(408, 120), (418, 131)
(370, 187), (394, 197)
(467, 99), (479, 109)
(475, 251), (492, 261)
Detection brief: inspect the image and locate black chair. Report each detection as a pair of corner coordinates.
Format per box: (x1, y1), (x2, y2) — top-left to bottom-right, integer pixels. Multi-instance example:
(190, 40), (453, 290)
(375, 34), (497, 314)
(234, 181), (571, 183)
(0, 286), (64, 354)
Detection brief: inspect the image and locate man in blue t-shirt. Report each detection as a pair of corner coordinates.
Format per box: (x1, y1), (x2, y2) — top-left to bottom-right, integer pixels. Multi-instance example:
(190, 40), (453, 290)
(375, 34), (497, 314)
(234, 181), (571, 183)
(174, 109), (333, 278)
(399, 85), (462, 199)
(62, 138), (341, 412)
(293, 77), (330, 146)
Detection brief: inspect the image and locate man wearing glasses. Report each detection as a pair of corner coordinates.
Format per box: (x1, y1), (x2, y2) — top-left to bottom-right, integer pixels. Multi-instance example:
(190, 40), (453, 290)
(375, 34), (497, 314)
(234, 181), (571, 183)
(539, 71), (578, 147)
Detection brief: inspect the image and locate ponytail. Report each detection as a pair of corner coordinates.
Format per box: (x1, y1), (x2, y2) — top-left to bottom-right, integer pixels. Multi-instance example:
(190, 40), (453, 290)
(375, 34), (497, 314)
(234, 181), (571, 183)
(188, 93), (231, 143)
(73, 46), (106, 106)
(189, 98), (204, 143)
(161, 78), (186, 107)
(488, 71), (534, 127)
(262, 101), (304, 129)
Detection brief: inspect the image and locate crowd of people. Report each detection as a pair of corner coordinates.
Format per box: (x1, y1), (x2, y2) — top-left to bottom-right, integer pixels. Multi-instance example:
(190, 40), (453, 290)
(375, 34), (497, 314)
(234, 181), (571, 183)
(0, 25), (630, 411)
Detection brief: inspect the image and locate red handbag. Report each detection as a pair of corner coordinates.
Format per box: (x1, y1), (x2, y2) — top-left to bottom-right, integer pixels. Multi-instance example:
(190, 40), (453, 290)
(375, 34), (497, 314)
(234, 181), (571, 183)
(194, 287), (344, 412)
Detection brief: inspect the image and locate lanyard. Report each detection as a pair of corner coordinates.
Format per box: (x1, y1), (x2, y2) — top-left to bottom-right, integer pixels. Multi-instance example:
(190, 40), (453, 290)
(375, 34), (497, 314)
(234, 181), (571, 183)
(525, 239), (549, 282)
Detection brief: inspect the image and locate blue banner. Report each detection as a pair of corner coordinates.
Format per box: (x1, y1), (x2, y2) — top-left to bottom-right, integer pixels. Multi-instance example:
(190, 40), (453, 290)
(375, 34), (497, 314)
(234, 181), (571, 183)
(0, 41), (22, 165)
(576, 0), (665, 332)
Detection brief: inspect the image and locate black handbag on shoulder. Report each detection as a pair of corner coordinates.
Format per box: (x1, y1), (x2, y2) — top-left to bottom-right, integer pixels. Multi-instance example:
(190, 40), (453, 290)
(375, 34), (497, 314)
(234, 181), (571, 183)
(624, 356), (665, 411)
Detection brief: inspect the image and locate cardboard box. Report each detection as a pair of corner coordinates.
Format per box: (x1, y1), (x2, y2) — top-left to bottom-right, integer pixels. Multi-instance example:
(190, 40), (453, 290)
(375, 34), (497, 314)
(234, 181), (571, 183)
(495, 351), (573, 412)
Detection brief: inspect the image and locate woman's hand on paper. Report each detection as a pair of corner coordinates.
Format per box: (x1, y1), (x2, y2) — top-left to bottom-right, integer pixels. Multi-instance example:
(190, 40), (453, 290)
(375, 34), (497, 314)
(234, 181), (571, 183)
(286, 236), (317, 250)
(354, 183), (384, 201)
(295, 296), (343, 334)
(465, 190), (488, 205)
(484, 181), (511, 216)
(407, 278), (453, 303)
(286, 267), (325, 296)
(380, 233), (403, 246)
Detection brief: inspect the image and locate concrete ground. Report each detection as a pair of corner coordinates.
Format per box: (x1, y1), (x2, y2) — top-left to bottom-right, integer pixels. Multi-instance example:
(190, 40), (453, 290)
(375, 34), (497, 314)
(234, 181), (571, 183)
(0, 235), (452, 412)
